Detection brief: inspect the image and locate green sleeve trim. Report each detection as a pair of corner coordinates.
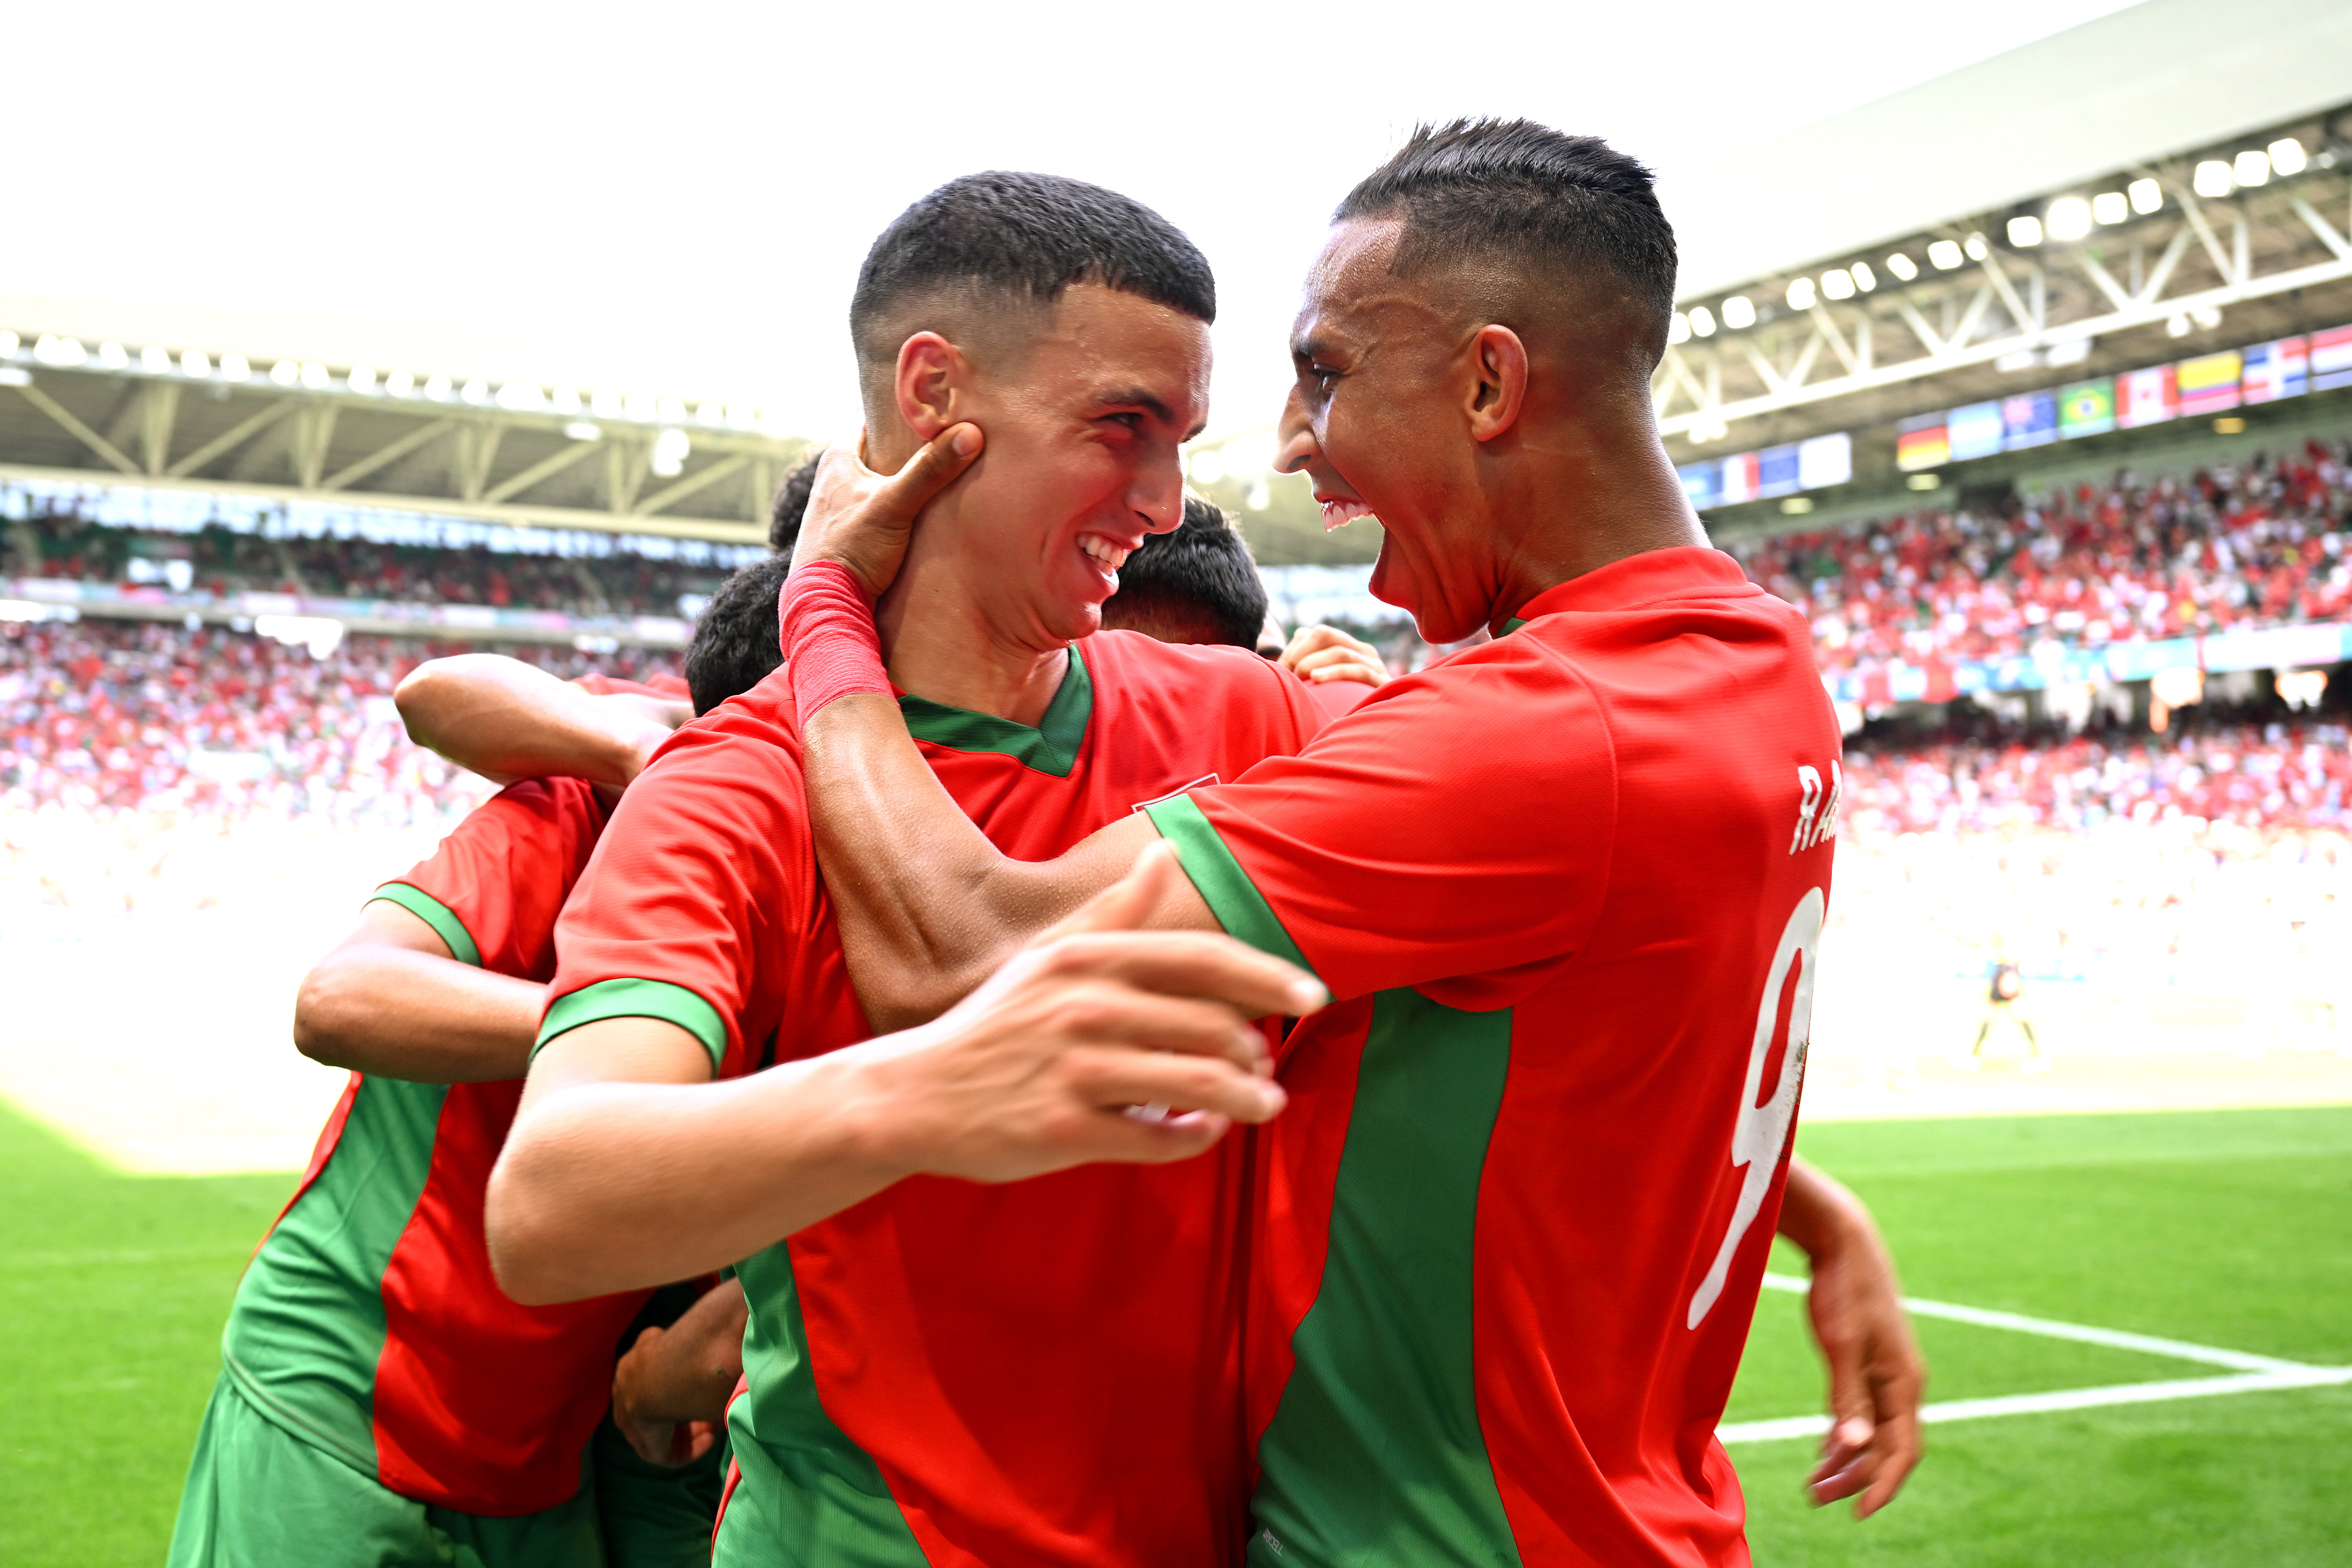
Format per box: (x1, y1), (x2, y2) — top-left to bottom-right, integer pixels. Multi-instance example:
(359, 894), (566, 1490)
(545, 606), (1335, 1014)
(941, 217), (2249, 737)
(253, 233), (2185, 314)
(366, 883), (481, 968)
(1142, 793), (1316, 980)
(536, 978), (728, 1071)
(1499, 615), (1530, 636)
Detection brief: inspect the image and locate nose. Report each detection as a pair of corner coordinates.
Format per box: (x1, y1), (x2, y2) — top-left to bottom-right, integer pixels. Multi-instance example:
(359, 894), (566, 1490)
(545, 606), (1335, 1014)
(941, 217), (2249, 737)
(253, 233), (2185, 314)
(1132, 447), (1185, 535)
(1275, 388), (1318, 475)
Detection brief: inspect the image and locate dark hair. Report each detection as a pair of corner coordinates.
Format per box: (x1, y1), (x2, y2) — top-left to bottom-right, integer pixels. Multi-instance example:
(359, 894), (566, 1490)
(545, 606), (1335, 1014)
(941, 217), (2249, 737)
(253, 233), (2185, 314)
(1099, 495), (1266, 648)
(849, 171), (1216, 383)
(1335, 119), (1676, 363)
(769, 449), (821, 555)
(683, 553), (790, 715)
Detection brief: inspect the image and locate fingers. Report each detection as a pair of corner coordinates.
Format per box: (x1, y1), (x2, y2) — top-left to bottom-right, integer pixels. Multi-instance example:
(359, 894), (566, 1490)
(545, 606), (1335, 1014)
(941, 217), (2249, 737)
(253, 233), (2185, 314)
(1293, 647), (1385, 686)
(880, 423), (983, 520)
(1061, 1045), (1287, 1124)
(1806, 1415), (1879, 1505)
(1854, 1363), (1925, 1516)
(1033, 926), (1327, 1022)
(1035, 839), (1179, 945)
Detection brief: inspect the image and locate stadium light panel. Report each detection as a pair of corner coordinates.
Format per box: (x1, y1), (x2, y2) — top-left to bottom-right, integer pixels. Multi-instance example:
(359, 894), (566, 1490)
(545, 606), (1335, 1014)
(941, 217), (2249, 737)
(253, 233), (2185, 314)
(2166, 313), (2192, 337)
(625, 391), (656, 422)
(424, 373), (453, 400)
(2192, 160), (2233, 198)
(2092, 191), (2128, 226)
(592, 388), (623, 418)
(1964, 234), (1989, 261)
(2268, 137), (2307, 176)
(461, 377), (492, 405)
(1927, 240), (1964, 271)
(1906, 473), (1940, 491)
(1667, 312), (1691, 345)
(181, 349), (210, 377)
(98, 341), (129, 369)
(348, 365), (377, 394)
(1689, 305), (1716, 337)
(0, 330), (15, 358)
(221, 353), (250, 381)
(563, 420), (601, 441)
(553, 386), (582, 415)
(2233, 149), (2269, 187)
(270, 359), (300, 385)
(1850, 261), (1876, 292)
(1784, 277), (1817, 311)
(726, 402), (757, 430)
(2007, 215), (2044, 247)
(2046, 337), (2091, 366)
(141, 345), (171, 374)
(2046, 197), (2092, 242)
(386, 368), (415, 396)
(1720, 295), (1755, 329)
(650, 427), (691, 478)
(696, 401), (727, 426)
(1995, 349), (2040, 372)
(1820, 268), (1855, 301)
(2191, 304), (2223, 329)
(2129, 178), (2163, 214)
(495, 382), (546, 411)
(301, 362), (329, 389)
(1885, 252), (1918, 282)
(657, 396), (688, 424)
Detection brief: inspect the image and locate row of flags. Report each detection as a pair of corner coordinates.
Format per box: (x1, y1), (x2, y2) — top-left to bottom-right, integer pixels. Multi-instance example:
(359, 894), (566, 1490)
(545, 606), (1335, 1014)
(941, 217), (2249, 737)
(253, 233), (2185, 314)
(1676, 432), (1852, 510)
(1896, 325), (2352, 471)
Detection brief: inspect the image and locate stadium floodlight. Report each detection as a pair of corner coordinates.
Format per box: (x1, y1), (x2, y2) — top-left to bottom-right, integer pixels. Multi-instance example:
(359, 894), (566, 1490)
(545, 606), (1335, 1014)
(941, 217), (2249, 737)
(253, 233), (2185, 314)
(726, 401), (758, 429)
(496, 381), (547, 411)
(650, 427), (691, 478)
(424, 372), (453, 400)
(461, 377), (492, 404)
(563, 420), (601, 441)
(625, 391), (657, 422)
(2007, 215), (2044, 247)
(1927, 239), (1964, 270)
(386, 367), (415, 396)
(1690, 415), (1728, 443)
(2129, 178), (2163, 214)
(2092, 191), (2129, 226)
(1667, 312), (1691, 345)
(552, 386), (582, 415)
(1906, 473), (1940, 491)
(592, 388), (623, 418)
(1689, 305), (1716, 337)
(697, 401), (728, 426)
(1820, 268), (1855, 301)
(2192, 160), (2233, 198)
(301, 362), (329, 389)
(98, 341), (129, 369)
(1995, 349), (2040, 372)
(142, 345), (171, 374)
(35, 335), (88, 366)
(2047, 337), (2092, 366)
(270, 359), (300, 385)
(1720, 295), (1755, 329)
(2232, 149), (2269, 187)
(181, 349), (211, 377)
(2046, 197), (2092, 242)
(657, 395), (689, 423)
(348, 365), (377, 393)
(1885, 252), (1918, 282)
(1850, 260), (1876, 292)
(2166, 313), (2192, 337)
(2268, 137), (2307, 176)
(221, 353), (251, 381)
(1784, 276), (1817, 311)
(1964, 234), (1989, 260)
(0, 330), (16, 358)
(2191, 304), (2223, 330)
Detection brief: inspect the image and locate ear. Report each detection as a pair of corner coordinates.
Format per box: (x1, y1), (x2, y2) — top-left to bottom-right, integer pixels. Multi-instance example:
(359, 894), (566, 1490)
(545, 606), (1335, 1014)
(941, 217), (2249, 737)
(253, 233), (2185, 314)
(893, 333), (970, 441)
(1463, 325), (1529, 443)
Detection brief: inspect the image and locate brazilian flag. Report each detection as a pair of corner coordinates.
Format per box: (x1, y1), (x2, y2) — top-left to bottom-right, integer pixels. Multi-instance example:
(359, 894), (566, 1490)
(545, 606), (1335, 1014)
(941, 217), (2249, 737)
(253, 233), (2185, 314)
(2058, 377), (2116, 439)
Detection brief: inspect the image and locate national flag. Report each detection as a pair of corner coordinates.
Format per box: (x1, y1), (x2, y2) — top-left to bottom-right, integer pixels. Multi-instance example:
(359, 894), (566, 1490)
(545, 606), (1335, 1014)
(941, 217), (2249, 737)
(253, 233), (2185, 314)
(1756, 444), (1803, 499)
(2312, 324), (2352, 391)
(2242, 337), (2307, 403)
(2176, 350), (2242, 414)
(1677, 460), (1722, 510)
(1896, 414), (1949, 471)
(2002, 390), (2057, 449)
(1797, 433), (1852, 489)
(1949, 401), (2003, 461)
(1719, 451), (1761, 504)
(2058, 378), (2117, 438)
(2117, 365), (2176, 427)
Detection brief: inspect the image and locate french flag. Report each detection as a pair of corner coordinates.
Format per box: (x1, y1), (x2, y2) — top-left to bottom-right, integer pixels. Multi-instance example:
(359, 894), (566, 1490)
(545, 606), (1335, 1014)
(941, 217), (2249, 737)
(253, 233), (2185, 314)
(1719, 451), (1761, 505)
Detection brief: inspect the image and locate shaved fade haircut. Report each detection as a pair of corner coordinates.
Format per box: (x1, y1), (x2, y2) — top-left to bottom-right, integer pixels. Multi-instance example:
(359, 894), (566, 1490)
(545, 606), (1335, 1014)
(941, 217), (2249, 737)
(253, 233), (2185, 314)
(1337, 119), (1677, 366)
(849, 171), (1216, 407)
(683, 552), (790, 716)
(1099, 495), (1268, 648)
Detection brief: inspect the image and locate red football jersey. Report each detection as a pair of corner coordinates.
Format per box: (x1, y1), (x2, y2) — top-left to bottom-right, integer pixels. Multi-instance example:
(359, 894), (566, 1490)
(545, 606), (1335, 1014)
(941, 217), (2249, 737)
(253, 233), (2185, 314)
(1144, 548), (1841, 1566)
(542, 631), (1324, 1568)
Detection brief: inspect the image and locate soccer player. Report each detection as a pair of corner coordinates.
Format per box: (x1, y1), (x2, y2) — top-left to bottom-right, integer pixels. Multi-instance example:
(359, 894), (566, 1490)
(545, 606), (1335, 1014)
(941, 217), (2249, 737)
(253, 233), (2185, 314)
(775, 120), (1918, 1560)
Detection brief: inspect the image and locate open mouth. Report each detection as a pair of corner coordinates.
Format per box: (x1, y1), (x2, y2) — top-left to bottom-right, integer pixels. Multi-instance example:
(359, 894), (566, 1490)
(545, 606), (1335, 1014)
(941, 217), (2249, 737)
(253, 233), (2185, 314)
(1079, 534), (1134, 571)
(1318, 497), (1377, 531)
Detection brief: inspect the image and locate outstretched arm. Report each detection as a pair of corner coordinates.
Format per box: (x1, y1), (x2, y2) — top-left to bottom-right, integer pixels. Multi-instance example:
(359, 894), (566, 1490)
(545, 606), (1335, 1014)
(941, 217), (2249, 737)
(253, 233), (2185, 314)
(1775, 1157), (1926, 1517)
(295, 900), (546, 1082)
(396, 654), (688, 788)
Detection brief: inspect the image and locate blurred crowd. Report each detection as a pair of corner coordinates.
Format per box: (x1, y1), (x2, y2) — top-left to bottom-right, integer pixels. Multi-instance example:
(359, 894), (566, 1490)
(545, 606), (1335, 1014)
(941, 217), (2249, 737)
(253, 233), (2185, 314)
(1730, 439), (2352, 677)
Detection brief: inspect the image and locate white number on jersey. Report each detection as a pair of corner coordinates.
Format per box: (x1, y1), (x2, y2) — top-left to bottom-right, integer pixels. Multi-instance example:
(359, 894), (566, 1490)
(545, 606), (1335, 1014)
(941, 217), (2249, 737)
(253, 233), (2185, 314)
(1687, 885), (1825, 1329)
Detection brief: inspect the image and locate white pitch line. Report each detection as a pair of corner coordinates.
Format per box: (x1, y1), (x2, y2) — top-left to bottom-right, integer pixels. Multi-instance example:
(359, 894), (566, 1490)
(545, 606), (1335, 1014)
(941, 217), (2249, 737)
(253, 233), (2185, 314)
(1728, 1273), (2352, 1444)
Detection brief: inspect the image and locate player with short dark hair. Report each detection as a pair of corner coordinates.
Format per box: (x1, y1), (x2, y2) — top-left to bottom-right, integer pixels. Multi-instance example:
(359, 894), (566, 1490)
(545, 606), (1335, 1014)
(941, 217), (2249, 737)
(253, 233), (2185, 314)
(769, 449), (821, 556)
(1099, 494), (1267, 647)
(778, 117), (1919, 1562)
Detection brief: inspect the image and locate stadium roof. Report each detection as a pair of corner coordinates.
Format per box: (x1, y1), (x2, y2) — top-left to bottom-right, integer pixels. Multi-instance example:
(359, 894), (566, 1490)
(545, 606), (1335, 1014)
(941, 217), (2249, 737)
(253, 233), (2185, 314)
(1663, 0), (2352, 301)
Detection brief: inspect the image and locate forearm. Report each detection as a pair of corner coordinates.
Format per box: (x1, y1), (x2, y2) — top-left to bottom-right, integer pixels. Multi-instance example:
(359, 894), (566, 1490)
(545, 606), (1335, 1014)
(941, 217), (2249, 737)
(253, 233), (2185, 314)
(294, 950), (544, 1082)
(396, 655), (677, 786)
(489, 1044), (908, 1303)
(1776, 1156), (1877, 1263)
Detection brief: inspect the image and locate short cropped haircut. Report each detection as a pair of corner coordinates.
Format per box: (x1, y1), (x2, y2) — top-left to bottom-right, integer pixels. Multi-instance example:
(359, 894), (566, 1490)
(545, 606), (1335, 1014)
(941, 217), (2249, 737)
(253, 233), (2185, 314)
(849, 172), (1216, 394)
(769, 449), (822, 556)
(1099, 495), (1267, 648)
(1335, 119), (1676, 363)
(684, 552), (790, 716)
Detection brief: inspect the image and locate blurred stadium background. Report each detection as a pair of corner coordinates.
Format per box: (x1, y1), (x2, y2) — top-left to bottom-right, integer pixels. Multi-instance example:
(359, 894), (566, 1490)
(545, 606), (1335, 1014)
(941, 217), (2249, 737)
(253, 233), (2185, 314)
(4, 0), (2351, 1562)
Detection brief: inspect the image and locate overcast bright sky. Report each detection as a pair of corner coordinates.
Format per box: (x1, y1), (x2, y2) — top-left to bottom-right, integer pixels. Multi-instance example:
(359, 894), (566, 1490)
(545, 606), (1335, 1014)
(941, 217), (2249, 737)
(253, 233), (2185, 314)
(3, 0), (2145, 441)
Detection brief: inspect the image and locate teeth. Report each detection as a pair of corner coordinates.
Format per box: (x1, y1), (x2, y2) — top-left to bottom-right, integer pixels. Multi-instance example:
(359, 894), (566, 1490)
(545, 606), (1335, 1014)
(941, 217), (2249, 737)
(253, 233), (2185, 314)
(1319, 498), (1376, 532)
(1079, 536), (1133, 569)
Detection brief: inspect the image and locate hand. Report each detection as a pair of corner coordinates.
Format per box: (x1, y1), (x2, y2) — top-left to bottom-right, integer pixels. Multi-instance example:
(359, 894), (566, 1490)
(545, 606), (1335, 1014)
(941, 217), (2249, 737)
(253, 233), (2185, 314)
(1801, 1207), (1926, 1516)
(611, 1324), (722, 1468)
(860, 842), (1324, 1182)
(1279, 624), (1388, 688)
(790, 424), (984, 599)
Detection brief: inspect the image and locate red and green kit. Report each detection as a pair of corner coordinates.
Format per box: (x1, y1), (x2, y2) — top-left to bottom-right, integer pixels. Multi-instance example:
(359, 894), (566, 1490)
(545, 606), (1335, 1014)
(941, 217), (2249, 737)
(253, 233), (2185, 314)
(541, 631), (1323, 1568)
(1147, 547), (1842, 1567)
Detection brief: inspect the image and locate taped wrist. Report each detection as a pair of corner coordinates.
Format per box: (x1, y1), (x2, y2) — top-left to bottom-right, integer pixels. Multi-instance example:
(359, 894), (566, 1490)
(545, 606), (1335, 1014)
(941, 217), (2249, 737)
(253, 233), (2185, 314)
(780, 560), (890, 727)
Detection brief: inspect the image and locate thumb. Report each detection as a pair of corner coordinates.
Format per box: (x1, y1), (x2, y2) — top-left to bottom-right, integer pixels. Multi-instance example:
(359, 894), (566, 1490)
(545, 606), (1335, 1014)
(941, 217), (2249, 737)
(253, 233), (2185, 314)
(1032, 839), (1179, 947)
(874, 422), (984, 527)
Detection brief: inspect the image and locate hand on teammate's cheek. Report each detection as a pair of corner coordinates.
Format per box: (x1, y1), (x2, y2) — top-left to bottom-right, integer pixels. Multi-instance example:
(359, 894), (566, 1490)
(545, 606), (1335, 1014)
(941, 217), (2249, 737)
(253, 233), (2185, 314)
(793, 422), (985, 599)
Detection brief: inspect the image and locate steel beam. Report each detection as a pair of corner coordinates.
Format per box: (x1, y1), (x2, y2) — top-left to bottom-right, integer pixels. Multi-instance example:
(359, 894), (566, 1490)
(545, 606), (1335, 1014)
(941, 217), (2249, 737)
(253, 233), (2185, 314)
(14, 381), (139, 475)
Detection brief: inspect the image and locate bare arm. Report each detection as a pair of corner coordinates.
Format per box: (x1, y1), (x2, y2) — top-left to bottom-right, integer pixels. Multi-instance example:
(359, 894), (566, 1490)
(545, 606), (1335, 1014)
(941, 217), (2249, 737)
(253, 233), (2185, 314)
(294, 900), (547, 1082)
(1775, 1156), (1926, 1517)
(396, 654), (687, 788)
(487, 846), (1314, 1304)
(610, 1278), (748, 1466)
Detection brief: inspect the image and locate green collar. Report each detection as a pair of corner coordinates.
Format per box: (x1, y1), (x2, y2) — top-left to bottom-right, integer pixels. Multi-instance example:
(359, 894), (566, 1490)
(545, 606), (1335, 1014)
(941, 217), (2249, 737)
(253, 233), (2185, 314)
(898, 645), (1092, 777)
(1500, 616), (1530, 636)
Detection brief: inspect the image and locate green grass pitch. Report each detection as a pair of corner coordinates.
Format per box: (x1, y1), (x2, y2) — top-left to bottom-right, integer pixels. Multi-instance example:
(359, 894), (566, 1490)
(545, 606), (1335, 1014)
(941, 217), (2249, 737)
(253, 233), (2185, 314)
(2, 1099), (2346, 1565)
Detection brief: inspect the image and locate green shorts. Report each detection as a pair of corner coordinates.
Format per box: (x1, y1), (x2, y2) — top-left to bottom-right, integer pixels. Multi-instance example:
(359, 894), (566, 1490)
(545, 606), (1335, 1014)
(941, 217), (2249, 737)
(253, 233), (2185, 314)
(167, 1372), (720, 1568)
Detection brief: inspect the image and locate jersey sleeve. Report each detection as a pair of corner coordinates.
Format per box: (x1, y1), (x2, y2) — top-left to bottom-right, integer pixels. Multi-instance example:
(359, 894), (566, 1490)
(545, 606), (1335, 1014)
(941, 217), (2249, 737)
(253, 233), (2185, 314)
(370, 777), (605, 980)
(1144, 643), (1617, 1006)
(537, 719), (806, 1078)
